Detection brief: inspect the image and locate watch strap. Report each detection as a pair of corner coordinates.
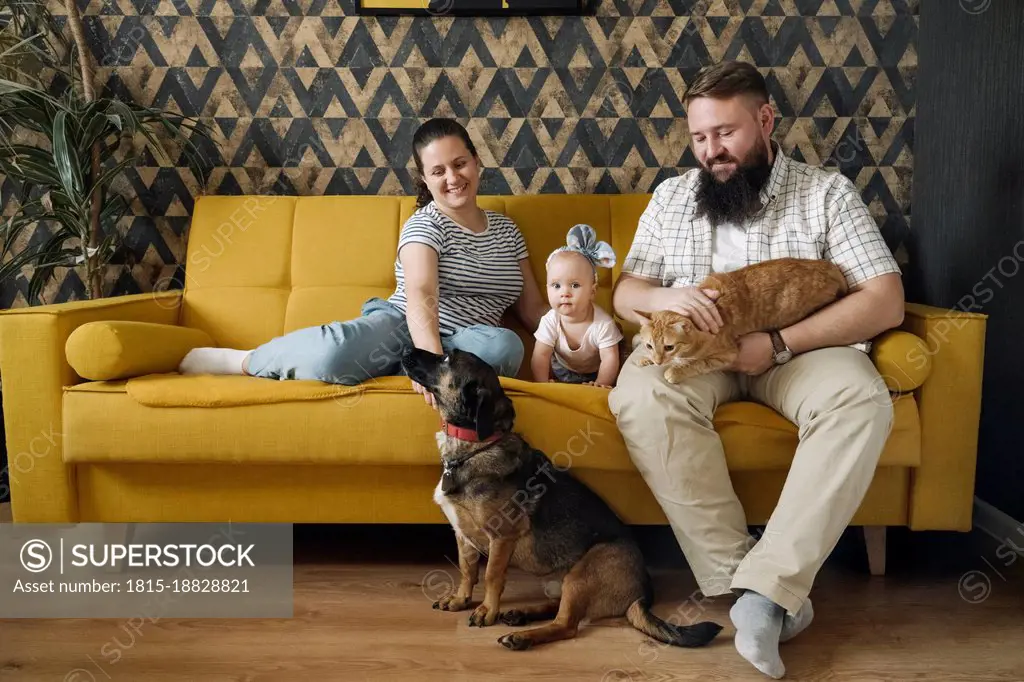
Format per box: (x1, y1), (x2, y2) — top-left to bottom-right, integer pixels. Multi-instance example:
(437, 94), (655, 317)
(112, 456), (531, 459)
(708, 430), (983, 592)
(768, 329), (787, 355)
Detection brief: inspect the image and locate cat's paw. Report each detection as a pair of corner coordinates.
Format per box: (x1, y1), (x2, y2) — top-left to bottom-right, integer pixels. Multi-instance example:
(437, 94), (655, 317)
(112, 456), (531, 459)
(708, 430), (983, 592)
(635, 355), (655, 367)
(664, 365), (692, 384)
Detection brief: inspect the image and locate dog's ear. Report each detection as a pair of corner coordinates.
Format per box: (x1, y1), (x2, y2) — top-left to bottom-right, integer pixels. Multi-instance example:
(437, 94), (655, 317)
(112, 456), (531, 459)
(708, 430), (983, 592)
(473, 385), (495, 440)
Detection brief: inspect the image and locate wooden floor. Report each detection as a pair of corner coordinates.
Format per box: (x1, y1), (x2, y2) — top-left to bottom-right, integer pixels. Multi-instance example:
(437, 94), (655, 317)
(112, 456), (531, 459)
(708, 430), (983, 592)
(1, 506), (1023, 681)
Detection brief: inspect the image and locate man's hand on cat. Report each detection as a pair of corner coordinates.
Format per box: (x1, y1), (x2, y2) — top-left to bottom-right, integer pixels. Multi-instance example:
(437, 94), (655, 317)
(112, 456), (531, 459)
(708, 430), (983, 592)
(656, 286), (723, 333)
(731, 332), (774, 375)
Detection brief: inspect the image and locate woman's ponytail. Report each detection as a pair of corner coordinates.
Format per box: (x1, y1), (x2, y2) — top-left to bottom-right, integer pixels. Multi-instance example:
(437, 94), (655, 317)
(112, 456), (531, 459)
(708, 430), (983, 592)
(414, 177), (433, 209)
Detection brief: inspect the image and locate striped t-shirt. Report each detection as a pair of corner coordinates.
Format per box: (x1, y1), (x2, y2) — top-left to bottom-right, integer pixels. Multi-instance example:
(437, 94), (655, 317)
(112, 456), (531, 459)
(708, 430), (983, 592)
(387, 202), (529, 335)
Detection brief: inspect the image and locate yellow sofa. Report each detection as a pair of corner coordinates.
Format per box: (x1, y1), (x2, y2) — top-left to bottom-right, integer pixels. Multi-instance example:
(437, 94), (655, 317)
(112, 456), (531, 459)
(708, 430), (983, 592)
(0, 195), (987, 549)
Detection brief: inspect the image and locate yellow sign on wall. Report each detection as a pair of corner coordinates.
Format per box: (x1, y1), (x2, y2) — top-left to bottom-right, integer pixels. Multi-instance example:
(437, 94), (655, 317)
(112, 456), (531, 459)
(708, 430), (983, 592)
(356, 0), (586, 15)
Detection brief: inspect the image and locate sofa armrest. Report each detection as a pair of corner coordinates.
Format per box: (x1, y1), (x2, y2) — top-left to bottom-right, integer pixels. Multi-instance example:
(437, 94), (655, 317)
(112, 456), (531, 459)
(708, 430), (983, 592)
(0, 291), (182, 522)
(900, 302), (988, 531)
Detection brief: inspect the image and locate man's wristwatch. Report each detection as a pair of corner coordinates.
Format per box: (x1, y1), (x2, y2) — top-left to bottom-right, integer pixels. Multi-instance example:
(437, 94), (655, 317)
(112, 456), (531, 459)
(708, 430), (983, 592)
(767, 329), (793, 365)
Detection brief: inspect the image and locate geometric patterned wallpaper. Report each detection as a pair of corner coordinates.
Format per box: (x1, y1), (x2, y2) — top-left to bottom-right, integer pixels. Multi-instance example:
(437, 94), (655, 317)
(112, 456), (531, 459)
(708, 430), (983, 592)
(0, 0), (916, 308)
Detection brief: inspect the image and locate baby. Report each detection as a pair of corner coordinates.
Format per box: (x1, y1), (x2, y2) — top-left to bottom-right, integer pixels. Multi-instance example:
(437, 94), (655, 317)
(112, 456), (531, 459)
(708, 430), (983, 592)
(532, 224), (623, 387)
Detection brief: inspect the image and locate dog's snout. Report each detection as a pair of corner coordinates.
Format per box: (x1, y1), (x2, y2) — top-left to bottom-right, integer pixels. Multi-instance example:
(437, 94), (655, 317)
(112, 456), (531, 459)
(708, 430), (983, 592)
(400, 347), (450, 392)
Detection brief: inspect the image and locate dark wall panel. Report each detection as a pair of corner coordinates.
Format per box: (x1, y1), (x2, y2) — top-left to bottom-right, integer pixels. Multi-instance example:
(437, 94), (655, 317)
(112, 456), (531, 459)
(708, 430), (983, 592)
(911, 0), (1024, 520)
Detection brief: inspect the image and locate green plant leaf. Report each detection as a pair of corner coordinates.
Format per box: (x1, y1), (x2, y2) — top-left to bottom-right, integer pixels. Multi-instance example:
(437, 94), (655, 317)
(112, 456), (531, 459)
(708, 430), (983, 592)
(104, 99), (137, 132)
(0, 209), (42, 261)
(78, 113), (111, 158)
(0, 29), (220, 299)
(99, 192), (128, 228)
(30, 248), (82, 269)
(23, 226), (83, 304)
(49, 207), (88, 237)
(52, 109), (83, 198)
(0, 150), (60, 187)
(0, 31), (46, 57)
(0, 75), (41, 95)
(0, 239), (44, 290)
(0, 256), (32, 290)
(26, 263), (54, 304)
(0, 30), (49, 85)
(34, 223), (79, 257)
(0, 0), (67, 73)
(0, 102), (52, 133)
(95, 231), (120, 262)
(85, 155), (136, 197)
(140, 108), (218, 185)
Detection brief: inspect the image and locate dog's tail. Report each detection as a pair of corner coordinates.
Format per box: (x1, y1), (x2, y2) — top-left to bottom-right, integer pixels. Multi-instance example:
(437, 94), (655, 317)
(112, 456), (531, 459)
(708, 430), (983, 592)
(625, 598), (723, 648)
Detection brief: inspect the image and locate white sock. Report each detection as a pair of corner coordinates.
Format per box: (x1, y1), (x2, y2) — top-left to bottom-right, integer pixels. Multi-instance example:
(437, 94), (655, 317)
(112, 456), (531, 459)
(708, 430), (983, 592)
(730, 590), (786, 679)
(178, 348), (250, 375)
(780, 598), (813, 643)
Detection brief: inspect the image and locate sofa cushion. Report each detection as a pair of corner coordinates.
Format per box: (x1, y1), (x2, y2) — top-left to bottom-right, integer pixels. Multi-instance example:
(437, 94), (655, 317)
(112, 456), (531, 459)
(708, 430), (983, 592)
(62, 375), (921, 471)
(503, 195), (616, 290)
(285, 196), (402, 334)
(126, 373), (367, 407)
(65, 321), (214, 381)
(180, 195), (297, 349)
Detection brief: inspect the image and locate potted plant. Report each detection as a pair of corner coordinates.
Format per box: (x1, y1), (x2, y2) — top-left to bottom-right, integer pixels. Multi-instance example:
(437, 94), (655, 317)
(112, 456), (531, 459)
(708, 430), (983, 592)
(0, 0), (216, 303)
(0, 0), (218, 503)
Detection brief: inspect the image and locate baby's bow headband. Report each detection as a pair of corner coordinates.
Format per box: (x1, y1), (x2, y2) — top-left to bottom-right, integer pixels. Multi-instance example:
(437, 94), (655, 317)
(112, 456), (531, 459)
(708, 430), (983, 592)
(546, 224), (617, 272)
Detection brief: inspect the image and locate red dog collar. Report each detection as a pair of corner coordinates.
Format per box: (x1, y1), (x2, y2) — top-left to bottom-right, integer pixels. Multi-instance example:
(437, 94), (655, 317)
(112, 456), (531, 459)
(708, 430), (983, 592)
(442, 420), (503, 444)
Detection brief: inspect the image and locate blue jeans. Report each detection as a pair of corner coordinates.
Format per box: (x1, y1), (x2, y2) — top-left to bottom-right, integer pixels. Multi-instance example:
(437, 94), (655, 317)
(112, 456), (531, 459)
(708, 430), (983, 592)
(551, 355), (598, 384)
(245, 297), (524, 384)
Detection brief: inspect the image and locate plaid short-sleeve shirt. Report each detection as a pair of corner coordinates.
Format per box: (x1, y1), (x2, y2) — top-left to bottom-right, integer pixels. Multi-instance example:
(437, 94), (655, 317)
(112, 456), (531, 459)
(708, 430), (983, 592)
(622, 142), (901, 289)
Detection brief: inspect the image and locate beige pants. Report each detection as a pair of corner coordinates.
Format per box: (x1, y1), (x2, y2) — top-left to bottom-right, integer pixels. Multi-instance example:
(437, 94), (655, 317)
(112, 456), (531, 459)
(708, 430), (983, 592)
(608, 344), (894, 616)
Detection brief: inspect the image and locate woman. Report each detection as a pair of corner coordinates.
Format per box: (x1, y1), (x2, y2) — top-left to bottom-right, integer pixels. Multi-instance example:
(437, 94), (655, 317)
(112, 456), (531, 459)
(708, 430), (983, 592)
(179, 118), (549, 405)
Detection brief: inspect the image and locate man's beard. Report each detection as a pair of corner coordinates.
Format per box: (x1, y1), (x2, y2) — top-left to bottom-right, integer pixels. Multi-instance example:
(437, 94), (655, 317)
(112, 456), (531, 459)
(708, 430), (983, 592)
(694, 141), (773, 227)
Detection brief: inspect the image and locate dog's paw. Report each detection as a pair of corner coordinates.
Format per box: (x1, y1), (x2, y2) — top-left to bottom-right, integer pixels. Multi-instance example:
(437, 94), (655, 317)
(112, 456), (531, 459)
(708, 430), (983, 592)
(499, 609), (527, 626)
(433, 595), (471, 611)
(498, 632), (533, 650)
(468, 604), (498, 627)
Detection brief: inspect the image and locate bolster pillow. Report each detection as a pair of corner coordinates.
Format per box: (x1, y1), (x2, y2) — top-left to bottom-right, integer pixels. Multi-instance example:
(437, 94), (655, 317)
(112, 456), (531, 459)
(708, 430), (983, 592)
(66, 321), (215, 381)
(870, 330), (933, 392)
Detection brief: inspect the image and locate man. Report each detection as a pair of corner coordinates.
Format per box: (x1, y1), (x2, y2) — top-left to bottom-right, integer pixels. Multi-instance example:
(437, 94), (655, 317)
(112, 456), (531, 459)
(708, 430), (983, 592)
(608, 61), (904, 679)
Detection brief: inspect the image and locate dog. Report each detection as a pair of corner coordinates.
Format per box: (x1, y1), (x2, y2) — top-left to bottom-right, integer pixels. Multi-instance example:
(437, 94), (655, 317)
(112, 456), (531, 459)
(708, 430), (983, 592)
(400, 347), (724, 651)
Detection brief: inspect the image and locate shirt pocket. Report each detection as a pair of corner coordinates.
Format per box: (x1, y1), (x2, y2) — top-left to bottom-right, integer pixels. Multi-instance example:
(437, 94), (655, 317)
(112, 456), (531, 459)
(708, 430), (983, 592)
(662, 209), (704, 285)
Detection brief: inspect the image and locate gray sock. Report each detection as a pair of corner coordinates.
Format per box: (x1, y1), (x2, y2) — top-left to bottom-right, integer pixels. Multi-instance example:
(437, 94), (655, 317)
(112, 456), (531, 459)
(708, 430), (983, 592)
(730, 589), (786, 679)
(780, 598), (814, 643)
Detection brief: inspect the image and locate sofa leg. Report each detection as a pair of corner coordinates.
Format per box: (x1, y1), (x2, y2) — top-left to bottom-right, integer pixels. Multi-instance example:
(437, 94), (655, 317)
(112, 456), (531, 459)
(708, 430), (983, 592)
(864, 526), (886, 576)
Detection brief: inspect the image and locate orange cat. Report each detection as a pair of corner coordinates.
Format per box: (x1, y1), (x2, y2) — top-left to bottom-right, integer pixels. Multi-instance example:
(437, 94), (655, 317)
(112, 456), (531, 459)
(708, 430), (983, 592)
(635, 258), (849, 383)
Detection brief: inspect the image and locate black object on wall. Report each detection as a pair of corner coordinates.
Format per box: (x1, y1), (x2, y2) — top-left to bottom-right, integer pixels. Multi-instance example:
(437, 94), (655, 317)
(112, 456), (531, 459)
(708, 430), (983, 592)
(1, 389), (7, 504)
(910, 1), (1024, 521)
